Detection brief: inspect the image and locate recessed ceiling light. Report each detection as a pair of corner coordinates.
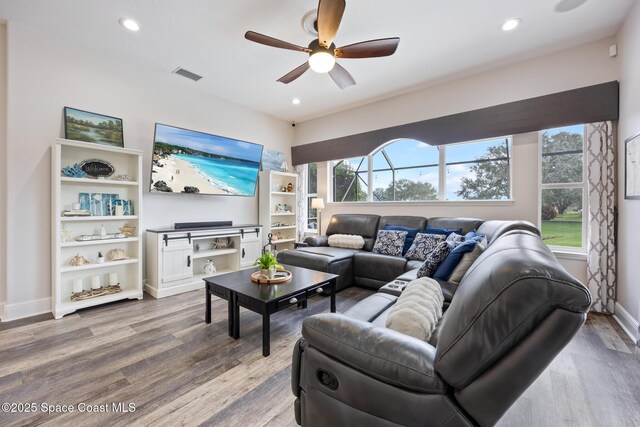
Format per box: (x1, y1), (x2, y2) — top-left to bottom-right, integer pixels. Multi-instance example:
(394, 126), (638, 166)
(554, 0), (588, 13)
(119, 18), (140, 32)
(501, 18), (521, 32)
(292, 98), (301, 105)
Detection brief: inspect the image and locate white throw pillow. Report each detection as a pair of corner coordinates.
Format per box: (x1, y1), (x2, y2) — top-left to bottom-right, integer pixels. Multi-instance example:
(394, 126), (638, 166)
(385, 277), (444, 342)
(328, 234), (366, 249)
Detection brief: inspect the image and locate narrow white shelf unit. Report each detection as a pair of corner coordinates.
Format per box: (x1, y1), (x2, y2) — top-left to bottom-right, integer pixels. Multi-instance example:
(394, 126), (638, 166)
(60, 177), (139, 186)
(56, 289), (142, 314)
(61, 237), (139, 248)
(60, 258), (139, 273)
(272, 238), (295, 244)
(61, 215), (138, 222)
(259, 170), (299, 252)
(52, 138), (144, 319)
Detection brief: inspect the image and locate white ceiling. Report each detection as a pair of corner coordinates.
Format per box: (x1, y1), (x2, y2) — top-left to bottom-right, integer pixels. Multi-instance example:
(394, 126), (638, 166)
(0, 0), (634, 122)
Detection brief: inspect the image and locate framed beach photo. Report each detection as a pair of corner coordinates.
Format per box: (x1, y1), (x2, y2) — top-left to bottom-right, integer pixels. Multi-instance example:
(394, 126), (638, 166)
(625, 133), (640, 200)
(64, 107), (124, 148)
(262, 149), (287, 171)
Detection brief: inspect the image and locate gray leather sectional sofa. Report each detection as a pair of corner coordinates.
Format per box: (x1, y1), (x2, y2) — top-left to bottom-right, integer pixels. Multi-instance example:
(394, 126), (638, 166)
(277, 214), (538, 305)
(282, 214), (591, 426)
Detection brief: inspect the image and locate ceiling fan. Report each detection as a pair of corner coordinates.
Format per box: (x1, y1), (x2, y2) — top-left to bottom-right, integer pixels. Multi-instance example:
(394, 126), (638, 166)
(244, 0), (400, 89)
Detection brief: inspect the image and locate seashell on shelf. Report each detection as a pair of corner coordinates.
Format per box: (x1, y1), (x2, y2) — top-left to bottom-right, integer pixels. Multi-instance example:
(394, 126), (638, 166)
(119, 223), (136, 237)
(69, 253), (90, 266)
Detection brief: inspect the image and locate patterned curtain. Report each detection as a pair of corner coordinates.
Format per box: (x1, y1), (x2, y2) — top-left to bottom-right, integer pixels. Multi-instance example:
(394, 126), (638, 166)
(586, 121), (616, 313)
(295, 165), (307, 242)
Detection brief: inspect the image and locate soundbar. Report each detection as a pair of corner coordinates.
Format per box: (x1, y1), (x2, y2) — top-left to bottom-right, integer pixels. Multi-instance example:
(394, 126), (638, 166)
(175, 221), (233, 230)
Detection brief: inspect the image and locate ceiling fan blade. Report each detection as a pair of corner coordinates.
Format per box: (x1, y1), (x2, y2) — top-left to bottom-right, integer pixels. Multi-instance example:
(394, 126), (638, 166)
(277, 62), (311, 84)
(328, 63), (355, 89)
(317, 0), (345, 48)
(245, 31), (311, 53)
(335, 38), (400, 59)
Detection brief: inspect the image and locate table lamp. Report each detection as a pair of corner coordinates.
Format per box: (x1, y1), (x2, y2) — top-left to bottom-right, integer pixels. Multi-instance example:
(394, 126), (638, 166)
(311, 198), (325, 234)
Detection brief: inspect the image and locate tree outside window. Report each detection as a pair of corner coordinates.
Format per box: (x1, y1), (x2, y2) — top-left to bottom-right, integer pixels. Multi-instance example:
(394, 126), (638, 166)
(539, 125), (585, 249)
(449, 138), (511, 200)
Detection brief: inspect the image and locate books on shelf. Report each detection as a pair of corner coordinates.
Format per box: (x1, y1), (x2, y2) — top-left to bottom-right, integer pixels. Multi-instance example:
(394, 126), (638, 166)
(63, 209), (91, 216)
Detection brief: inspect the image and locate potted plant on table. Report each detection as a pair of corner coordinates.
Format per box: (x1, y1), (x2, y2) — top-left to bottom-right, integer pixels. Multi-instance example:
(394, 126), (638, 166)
(254, 252), (284, 280)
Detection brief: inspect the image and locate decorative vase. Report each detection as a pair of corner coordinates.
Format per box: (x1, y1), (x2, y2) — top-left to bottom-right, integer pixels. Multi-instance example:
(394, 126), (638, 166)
(260, 266), (276, 280)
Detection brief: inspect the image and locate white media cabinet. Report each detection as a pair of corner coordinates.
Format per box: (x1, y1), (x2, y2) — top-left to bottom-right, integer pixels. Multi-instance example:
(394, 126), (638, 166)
(145, 224), (262, 298)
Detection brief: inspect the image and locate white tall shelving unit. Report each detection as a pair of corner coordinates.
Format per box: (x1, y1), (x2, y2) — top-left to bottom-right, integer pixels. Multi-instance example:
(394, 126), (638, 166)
(52, 138), (143, 319)
(259, 170), (299, 252)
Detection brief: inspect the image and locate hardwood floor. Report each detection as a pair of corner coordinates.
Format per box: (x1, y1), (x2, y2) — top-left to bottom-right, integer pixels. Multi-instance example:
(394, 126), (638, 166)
(0, 288), (638, 427)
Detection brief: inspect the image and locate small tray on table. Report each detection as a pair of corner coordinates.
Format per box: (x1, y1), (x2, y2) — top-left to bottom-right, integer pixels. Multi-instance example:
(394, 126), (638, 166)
(250, 270), (292, 284)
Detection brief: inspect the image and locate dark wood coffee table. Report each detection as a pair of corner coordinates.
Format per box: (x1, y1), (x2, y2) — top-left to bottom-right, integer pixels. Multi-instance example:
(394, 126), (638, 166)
(204, 264), (338, 357)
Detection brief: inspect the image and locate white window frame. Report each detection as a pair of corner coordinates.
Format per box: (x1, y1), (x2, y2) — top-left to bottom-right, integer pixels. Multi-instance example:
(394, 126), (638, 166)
(537, 125), (588, 253)
(329, 136), (513, 203)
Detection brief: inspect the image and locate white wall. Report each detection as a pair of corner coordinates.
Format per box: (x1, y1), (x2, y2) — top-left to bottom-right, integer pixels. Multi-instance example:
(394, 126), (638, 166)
(294, 37), (618, 146)
(617, 0), (640, 323)
(0, 23), (7, 319)
(3, 23), (292, 319)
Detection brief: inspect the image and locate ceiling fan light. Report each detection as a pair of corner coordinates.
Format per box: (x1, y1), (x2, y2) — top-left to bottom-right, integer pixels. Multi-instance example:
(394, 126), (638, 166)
(308, 52), (335, 73)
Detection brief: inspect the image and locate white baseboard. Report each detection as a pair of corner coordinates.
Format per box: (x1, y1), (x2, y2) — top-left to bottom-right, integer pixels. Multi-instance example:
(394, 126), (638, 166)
(613, 302), (639, 344)
(0, 301), (5, 321)
(2, 298), (51, 322)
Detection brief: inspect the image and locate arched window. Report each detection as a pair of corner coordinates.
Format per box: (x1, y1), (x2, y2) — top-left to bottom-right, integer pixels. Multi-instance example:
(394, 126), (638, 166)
(328, 136), (512, 202)
(372, 139), (439, 201)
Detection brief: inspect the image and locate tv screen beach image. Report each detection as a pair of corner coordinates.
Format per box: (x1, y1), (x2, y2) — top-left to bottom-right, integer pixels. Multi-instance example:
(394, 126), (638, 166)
(150, 124), (263, 196)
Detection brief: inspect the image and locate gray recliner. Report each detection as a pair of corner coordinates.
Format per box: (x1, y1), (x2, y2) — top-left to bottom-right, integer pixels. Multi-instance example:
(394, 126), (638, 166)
(291, 230), (591, 426)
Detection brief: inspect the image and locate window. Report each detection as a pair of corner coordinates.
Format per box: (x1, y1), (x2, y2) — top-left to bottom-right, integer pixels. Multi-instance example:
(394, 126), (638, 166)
(333, 157), (368, 202)
(445, 138), (511, 201)
(330, 137), (512, 202)
(371, 139), (439, 201)
(306, 163), (317, 231)
(539, 125), (586, 250)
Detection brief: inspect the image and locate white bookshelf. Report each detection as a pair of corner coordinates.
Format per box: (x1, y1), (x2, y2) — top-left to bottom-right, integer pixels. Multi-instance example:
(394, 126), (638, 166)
(51, 138), (144, 319)
(259, 171), (299, 252)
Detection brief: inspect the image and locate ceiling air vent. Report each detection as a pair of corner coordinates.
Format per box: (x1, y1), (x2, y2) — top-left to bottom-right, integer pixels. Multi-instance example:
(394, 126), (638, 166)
(172, 67), (203, 82)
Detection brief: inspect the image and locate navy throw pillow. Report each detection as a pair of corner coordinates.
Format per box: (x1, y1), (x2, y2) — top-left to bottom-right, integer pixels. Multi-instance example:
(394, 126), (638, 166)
(385, 225), (420, 255)
(425, 226), (463, 237)
(433, 240), (477, 281)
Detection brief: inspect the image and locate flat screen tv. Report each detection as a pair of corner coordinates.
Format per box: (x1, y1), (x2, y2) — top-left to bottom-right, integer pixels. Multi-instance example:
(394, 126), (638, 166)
(150, 123), (264, 196)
